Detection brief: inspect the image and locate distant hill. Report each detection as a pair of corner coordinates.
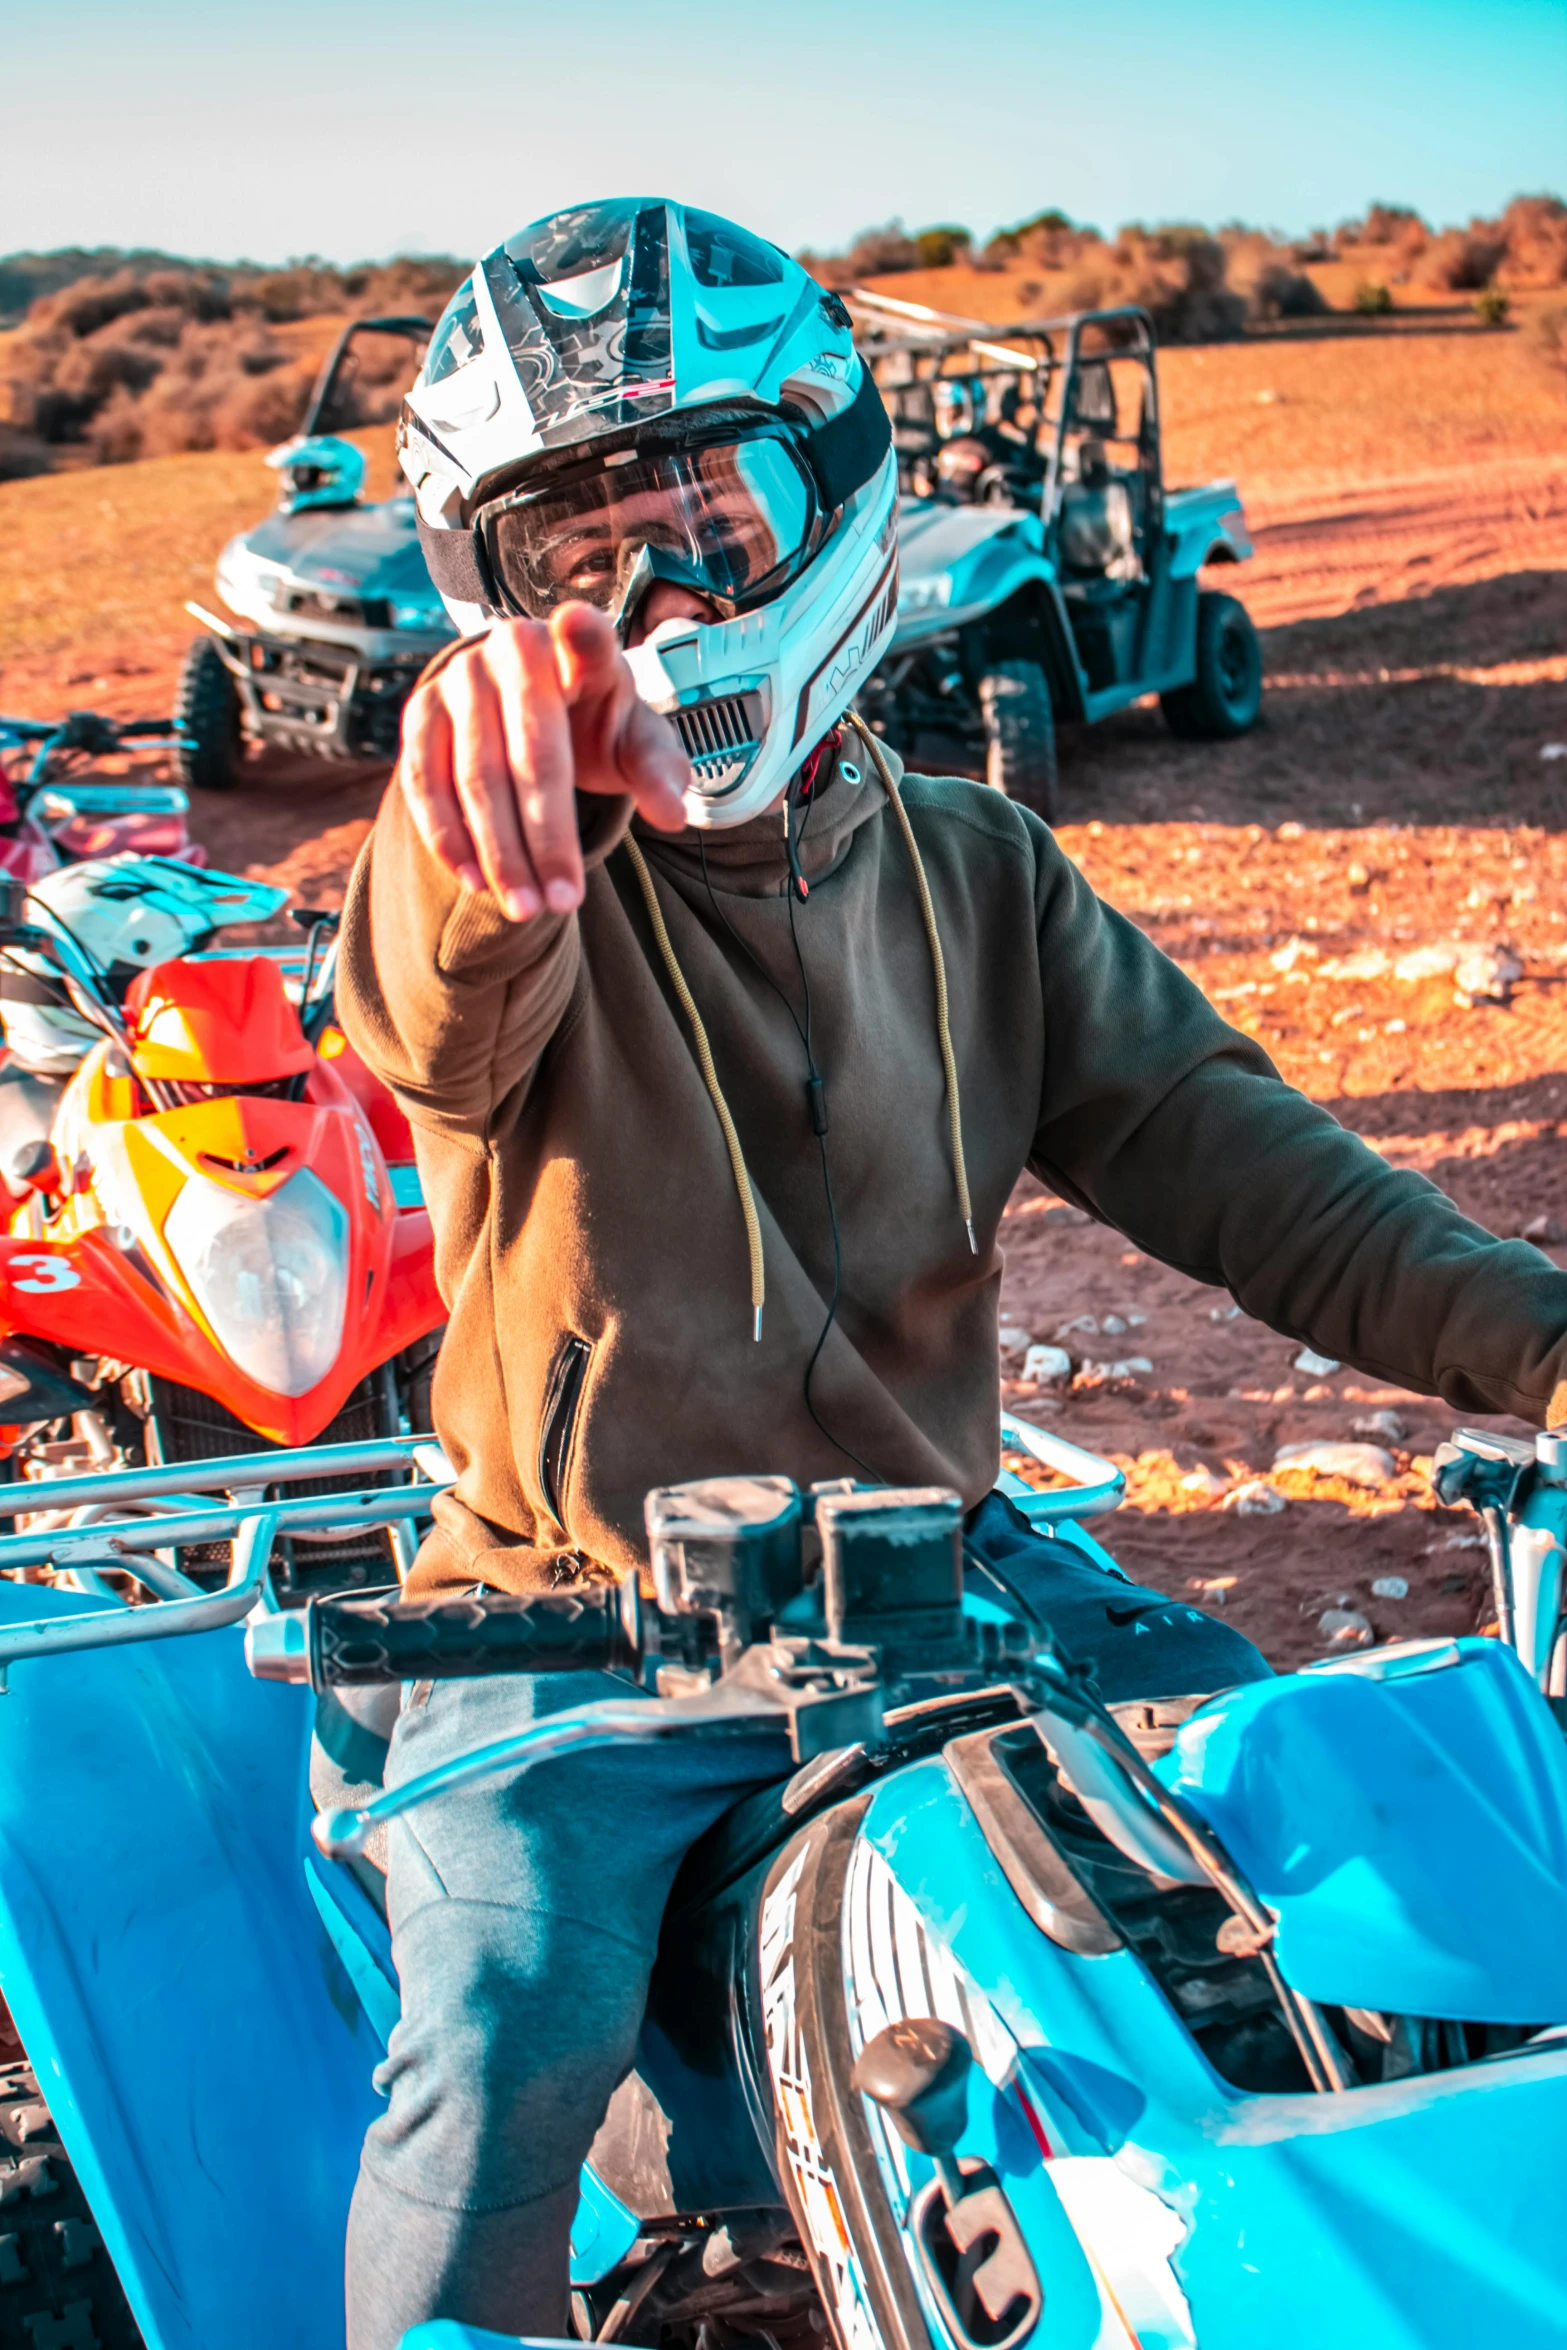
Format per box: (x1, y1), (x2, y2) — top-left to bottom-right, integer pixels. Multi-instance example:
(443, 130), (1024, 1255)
(0, 247), (240, 329)
(0, 250), (468, 479)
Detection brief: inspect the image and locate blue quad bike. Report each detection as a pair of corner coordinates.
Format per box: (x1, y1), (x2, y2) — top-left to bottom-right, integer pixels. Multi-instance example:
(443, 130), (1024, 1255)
(0, 1411), (1565, 2350)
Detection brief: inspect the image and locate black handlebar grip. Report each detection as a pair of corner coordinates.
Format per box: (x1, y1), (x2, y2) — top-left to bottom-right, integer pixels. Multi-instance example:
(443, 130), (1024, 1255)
(308, 1585), (637, 1687)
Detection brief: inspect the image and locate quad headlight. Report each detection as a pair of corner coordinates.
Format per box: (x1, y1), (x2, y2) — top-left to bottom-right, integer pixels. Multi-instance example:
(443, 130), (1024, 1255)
(896, 574), (953, 614)
(163, 1168), (350, 1397)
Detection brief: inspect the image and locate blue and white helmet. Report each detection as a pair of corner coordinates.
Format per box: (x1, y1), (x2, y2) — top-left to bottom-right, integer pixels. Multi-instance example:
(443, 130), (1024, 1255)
(0, 858), (289, 1076)
(398, 199), (898, 828)
(265, 434), (368, 514)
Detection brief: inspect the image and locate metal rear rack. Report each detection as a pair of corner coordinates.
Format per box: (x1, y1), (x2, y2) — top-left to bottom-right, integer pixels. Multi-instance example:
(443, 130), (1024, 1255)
(0, 1437), (454, 1682)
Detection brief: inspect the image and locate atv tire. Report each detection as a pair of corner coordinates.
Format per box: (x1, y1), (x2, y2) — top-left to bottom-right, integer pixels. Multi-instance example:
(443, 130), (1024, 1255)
(979, 659), (1058, 821)
(1160, 590), (1263, 740)
(172, 635), (242, 792)
(0, 2052), (144, 2349)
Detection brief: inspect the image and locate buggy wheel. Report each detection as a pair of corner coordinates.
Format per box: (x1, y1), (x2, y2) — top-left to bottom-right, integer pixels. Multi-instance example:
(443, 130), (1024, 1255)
(172, 636), (242, 792)
(978, 659), (1058, 822)
(1160, 590), (1263, 740)
(0, 2045), (145, 2349)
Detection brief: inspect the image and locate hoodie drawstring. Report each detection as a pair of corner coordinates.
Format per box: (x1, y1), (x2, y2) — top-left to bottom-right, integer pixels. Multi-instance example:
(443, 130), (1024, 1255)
(621, 722), (978, 1344)
(845, 712), (977, 1254)
(623, 832), (767, 1340)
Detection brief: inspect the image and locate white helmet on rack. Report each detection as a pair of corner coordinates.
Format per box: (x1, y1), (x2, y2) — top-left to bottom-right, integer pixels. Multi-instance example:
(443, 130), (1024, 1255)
(398, 199), (898, 829)
(0, 857), (289, 1075)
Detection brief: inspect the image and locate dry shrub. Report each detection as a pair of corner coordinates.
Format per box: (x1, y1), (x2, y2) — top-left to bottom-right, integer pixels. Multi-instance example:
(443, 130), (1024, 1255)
(1223, 233), (1329, 323)
(1337, 204), (1427, 251)
(984, 210), (1096, 272)
(1526, 303), (1567, 391)
(1059, 267), (1108, 314)
(1247, 262), (1328, 322)
(1110, 227), (1246, 341)
(1500, 195), (1567, 285)
(913, 226), (972, 270)
(1419, 225), (1509, 292)
(0, 251), (466, 473)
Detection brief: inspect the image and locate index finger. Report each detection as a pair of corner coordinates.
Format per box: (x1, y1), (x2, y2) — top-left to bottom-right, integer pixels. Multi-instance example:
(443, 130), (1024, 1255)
(485, 620), (585, 912)
(551, 604), (689, 828)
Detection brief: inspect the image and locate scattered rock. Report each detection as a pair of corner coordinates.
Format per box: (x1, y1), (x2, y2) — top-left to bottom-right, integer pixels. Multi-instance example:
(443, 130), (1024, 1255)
(1346, 860), (1371, 894)
(1054, 1314), (1099, 1338)
(1292, 1347), (1341, 1376)
(1179, 1465), (1230, 1497)
(1451, 943), (1520, 1005)
(997, 1323), (1034, 1352)
(1209, 1302), (1242, 1323)
(1269, 936), (1317, 971)
(1318, 1606), (1374, 1647)
(1021, 1343), (1072, 1385)
(1442, 1531), (1485, 1550)
(1273, 1440), (1397, 1486)
(1520, 1214), (1567, 1244)
(1371, 1575), (1409, 1600)
(1393, 943), (1461, 982)
(1317, 946), (1387, 980)
(1101, 1313), (1128, 1335)
(1079, 1356), (1154, 1382)
(1352, 1409), (1407, 1442)
(1540, 742), (1567, 761)
(1223, 1479), (1286, 1515)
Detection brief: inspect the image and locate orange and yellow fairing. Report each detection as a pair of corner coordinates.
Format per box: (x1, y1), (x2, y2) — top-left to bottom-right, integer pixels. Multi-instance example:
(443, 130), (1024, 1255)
(0, 956), (439, 1445)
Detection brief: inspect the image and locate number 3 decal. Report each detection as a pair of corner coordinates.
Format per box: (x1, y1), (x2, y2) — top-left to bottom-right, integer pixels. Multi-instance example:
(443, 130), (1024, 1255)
(10, 1254), (82, 1295)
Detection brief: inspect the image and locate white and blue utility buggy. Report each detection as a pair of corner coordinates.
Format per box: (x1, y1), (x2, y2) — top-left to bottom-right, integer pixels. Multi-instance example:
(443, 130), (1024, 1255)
(175, 317), (455, 789)
(852, 294), (1263, 820)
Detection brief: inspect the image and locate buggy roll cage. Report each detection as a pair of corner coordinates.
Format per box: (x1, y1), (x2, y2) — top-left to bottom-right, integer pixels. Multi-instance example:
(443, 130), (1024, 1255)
(300, 313), (435, 442)
(849, 290), (1162, 530)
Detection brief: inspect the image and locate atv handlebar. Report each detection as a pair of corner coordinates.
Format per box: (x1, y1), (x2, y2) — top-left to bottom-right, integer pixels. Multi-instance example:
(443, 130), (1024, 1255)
(250, 1582), (641, 1688)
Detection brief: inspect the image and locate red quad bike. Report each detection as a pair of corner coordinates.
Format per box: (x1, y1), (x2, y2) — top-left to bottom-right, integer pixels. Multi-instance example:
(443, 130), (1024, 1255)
(0, 711), (203, 881)
(0, 893), (443, 1597)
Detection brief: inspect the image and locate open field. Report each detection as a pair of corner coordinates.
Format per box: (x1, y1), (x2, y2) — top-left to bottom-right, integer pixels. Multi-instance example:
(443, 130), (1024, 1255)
(2, 316), (1566, 1666)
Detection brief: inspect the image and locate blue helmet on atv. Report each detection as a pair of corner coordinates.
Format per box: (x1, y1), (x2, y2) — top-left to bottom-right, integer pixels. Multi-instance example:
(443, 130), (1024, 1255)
(265, 433), (367, 515)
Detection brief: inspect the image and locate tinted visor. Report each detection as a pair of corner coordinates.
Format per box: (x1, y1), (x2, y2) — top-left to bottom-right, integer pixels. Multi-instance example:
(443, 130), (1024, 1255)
(478, 423), (822, 623)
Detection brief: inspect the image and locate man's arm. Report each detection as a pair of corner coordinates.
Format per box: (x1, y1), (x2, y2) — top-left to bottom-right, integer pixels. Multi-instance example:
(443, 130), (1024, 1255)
(1028, 829), (1567, 1425)
(336, 605), (688, 1141)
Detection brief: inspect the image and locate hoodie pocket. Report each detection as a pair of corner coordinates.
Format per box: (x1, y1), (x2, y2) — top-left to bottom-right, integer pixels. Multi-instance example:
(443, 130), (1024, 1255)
(537, 1334), (592, 1529)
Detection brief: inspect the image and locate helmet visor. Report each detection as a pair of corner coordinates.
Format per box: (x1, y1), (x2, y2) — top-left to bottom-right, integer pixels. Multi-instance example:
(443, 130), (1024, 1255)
(478, 424), (822, 623)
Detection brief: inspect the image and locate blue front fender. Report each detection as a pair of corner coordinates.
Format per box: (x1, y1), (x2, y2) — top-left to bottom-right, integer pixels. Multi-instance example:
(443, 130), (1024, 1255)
(0, 1581), (382, 2350)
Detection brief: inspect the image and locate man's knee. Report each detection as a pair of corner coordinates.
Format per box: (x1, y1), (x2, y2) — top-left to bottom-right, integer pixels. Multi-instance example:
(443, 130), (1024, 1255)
(368, 1897), (650, 2211)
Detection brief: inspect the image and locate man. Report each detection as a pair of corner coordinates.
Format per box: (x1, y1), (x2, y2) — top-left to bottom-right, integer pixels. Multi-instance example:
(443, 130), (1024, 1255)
(339, 197), (1567, 2348)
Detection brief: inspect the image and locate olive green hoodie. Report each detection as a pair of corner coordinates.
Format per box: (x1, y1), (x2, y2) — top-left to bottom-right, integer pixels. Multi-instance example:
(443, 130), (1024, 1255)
(340, 736), (1567, 1596)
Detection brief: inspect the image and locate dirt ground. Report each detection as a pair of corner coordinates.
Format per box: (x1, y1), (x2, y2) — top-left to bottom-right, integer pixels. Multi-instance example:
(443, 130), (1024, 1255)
(2, 323), (1566, 1670)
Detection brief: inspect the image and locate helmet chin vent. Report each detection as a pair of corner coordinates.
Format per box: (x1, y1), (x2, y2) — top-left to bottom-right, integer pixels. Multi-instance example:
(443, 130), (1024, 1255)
(674, 692), (763, 797)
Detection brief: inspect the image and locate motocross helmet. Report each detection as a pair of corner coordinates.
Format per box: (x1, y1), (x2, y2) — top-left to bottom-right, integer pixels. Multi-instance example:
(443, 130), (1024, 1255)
(398, 199), (898, 829)
(0, 858), (289, 1075)
(266, 434), (368, 514)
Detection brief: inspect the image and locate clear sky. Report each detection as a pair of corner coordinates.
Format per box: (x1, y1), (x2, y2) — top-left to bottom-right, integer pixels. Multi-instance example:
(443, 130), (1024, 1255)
(2, 0), (1563, 266)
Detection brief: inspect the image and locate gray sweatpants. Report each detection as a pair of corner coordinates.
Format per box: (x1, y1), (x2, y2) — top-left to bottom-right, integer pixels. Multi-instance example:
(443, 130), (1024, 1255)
(344, 1669), (787, 2350)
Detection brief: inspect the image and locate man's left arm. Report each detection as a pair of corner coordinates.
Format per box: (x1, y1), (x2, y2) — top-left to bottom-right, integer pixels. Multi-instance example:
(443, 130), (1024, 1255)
(1027, 833), (1567, 1426)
